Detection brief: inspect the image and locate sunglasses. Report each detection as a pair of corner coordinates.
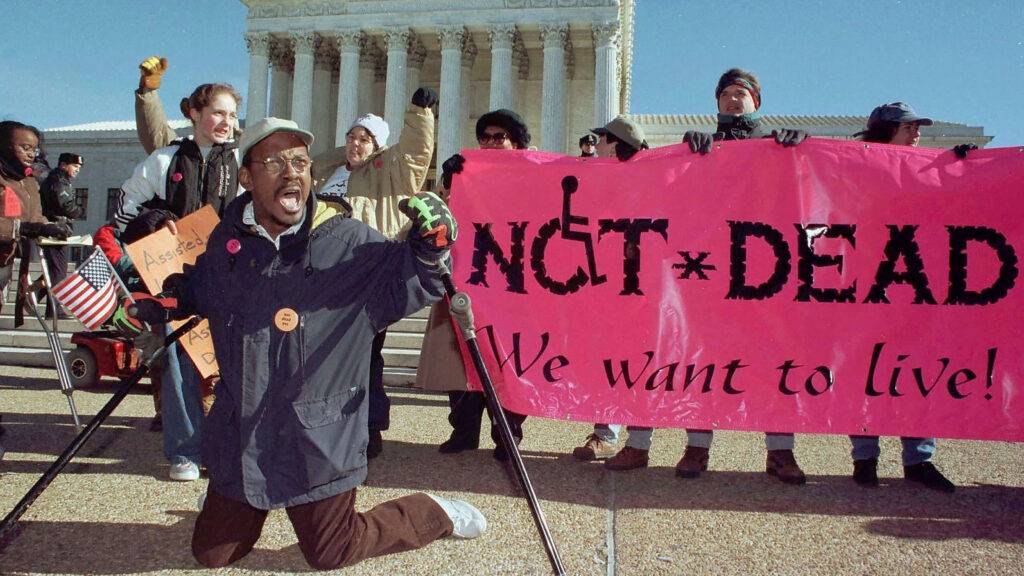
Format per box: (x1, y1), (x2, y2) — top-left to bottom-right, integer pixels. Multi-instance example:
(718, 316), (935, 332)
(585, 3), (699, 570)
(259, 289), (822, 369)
(477, 132), (509, 145)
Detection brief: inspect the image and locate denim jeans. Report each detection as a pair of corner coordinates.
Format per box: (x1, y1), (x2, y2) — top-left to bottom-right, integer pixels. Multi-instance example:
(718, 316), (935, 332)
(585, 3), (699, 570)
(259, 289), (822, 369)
(161, 330), (204, 466)
(686, 429), (795, 451)
(849, 435), (935, 466)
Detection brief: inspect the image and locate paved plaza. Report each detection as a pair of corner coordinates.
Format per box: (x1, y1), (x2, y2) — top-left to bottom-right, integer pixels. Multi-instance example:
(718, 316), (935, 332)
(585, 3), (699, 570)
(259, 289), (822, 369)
(1, 365), (1022, 575)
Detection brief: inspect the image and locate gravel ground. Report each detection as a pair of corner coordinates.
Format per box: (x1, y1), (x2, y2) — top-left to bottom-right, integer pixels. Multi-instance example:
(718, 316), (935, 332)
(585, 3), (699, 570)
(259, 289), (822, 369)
(1, 365), (1022, 575)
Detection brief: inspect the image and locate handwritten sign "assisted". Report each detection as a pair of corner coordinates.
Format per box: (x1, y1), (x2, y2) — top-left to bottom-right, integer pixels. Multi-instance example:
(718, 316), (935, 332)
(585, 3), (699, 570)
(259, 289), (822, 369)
(125, 206), (219, 378)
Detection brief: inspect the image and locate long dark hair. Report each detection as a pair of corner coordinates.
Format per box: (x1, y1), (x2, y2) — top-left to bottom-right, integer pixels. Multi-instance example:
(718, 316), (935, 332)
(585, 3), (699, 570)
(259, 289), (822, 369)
(858, 121), (900, 144)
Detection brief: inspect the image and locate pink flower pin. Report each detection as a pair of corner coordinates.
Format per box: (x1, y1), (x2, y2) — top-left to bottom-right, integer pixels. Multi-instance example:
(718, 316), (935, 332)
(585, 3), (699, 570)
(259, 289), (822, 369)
(171, 172), (184, 183)
(226, 238), (241, 254)
(373, 158), (383, 169)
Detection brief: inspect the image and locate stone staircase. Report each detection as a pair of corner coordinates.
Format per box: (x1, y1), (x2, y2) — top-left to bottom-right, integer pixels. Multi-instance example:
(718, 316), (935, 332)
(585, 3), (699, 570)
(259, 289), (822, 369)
(0, 259), (429, 386)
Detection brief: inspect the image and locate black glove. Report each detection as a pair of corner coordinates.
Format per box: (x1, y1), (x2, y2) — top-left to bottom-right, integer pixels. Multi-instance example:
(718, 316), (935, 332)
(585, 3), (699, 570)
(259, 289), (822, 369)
(121, 208), (177, 244)
(20, 220), (70, 240)
(771, 129), (808, 148)
(953, 143), (978, 160)
(411, 87), (439, 110)
(682, 131), (714, 155)
(440, 153), (465, 191)
(399, 191), (458, 255)
(127, 294), (188, 324)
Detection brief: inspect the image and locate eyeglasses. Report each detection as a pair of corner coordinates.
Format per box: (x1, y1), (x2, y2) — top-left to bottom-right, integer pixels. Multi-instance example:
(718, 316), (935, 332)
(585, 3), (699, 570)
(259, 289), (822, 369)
(477, 132), (508, 145)
(16, 144), (39, 156)
(254, 155), (311, 175)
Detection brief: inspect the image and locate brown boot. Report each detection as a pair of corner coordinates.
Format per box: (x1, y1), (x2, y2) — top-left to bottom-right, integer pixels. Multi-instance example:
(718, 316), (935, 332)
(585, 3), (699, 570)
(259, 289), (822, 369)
(766, 449), (806, 485)
(604, 446), (649, 471)
(674, 446), (710, 479)
(572, 433), (618, 461)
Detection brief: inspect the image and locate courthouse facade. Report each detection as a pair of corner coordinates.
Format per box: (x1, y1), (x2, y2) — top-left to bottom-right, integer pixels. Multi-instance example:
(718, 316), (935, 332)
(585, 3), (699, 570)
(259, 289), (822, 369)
(43, 0), (991, 241)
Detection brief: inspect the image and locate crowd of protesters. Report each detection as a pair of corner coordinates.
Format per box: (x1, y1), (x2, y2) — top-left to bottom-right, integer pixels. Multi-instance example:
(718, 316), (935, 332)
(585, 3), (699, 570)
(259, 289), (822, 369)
(0, 57), (980, 568)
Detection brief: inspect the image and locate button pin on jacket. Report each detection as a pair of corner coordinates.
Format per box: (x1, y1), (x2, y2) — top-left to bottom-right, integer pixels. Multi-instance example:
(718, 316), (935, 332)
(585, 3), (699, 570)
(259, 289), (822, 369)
(226, 238), (241, 254)
(274, 308), (299, 332)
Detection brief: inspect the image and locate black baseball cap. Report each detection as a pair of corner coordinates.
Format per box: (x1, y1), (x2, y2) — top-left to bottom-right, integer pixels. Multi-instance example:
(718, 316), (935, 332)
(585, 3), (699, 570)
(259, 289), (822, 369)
(863, 102), (933, 131)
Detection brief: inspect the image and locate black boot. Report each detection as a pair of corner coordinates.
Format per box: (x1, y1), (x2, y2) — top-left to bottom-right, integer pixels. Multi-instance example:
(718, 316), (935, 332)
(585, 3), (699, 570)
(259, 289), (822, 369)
(853, 458), (879, 487)
(904, 462), (955, 493)
(439, 432), (479, 454)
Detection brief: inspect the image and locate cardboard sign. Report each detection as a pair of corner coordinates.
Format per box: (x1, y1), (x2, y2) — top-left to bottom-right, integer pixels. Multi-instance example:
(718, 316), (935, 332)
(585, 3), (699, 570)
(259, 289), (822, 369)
(125, 206), (219, 378)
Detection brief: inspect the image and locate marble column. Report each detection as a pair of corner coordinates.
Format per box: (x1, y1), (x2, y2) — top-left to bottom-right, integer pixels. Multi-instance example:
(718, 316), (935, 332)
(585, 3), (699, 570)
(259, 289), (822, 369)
(334, 30), (362, 146)
(269, 39), (293, 118)
(383, 28), (412, 146)
(436, 26), (466, 171)
(512, 40), (529, 117)
(592, 21), (621, 126)
(289, 31), (316, 130)
(488, 24), (515, 111)
(244, 32), (270, 124)
(310, 41), (335, 156)
(407, 41), (427, 101)
(357, 42), (377, 121)
(459, 35), (477, 148)
(540, 23), (568, 152)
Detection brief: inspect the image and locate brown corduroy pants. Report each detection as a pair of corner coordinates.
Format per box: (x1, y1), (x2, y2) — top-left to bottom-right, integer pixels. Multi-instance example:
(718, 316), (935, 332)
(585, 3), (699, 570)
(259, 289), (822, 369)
(191, 487), (453, 570)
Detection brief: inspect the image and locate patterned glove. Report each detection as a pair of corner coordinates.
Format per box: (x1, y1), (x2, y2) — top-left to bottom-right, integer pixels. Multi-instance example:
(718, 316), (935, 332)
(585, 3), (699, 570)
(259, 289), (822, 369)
(138, 56), (169, 91)
(399, 191), (458, 255)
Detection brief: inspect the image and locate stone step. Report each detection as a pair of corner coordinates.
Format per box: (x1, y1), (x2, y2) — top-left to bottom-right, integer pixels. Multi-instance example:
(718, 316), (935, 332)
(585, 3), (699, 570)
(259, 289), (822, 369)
(382, 348), (420, 369)
(390, 317), (427, 332)
(384, 331), (423, 350)
(0, 330), (73, 349)
(0, 315), (82, 331)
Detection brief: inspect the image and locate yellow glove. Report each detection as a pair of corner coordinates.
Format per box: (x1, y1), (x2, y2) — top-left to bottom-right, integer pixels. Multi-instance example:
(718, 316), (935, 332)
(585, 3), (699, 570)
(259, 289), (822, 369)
(138, 56), (169, 91)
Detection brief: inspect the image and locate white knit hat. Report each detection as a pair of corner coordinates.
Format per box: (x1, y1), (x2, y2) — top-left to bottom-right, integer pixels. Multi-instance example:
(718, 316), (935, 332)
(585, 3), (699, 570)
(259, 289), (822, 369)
(349, 114), (390, 147)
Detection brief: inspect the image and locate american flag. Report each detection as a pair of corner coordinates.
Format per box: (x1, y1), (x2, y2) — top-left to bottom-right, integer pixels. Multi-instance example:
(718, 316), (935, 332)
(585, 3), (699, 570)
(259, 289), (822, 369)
(52, 249), (119, 330)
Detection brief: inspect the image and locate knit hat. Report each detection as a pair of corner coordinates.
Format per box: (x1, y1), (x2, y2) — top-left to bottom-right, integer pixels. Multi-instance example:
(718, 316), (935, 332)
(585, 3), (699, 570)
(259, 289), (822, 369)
(349, 114), (389, 148)
(715, 68), (761, 110)
(58, 153), (83, 165)
(476, 109), (531, 149)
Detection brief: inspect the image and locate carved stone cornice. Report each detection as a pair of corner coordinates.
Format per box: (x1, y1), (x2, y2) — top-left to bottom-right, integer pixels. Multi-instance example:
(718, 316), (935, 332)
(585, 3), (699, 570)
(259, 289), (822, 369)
(408, 40), (428, 69)
(269, 37), (293, 71)
(513, 36), (529, 80)
(244, 31), (270, 57)
(314, 36), (337, 68)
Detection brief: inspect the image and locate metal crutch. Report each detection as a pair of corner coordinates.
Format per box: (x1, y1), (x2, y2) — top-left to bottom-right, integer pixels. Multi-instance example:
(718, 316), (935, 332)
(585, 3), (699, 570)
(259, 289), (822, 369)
(438, 261), (567, 576)
(25, 241), (80, 427)
(0, 316), (202, 544)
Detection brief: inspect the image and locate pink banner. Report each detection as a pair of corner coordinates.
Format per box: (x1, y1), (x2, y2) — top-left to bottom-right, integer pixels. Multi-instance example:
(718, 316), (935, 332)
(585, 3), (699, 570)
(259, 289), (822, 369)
(448, 139), (1024, 442)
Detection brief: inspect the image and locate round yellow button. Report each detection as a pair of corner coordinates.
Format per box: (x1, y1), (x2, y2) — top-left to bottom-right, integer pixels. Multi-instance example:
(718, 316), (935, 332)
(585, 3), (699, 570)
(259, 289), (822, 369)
(274, 308), (299, 332)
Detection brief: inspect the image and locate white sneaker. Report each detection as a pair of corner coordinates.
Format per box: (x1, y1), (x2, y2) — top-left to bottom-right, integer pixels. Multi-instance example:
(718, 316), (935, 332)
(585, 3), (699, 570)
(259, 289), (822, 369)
(169, 460), (200, 481)
(426, 494), (487, 539)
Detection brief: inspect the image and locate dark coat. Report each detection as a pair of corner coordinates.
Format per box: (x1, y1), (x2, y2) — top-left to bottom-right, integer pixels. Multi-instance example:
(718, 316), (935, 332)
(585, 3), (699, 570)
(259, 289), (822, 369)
(40, 169), (83, 221)
(180, 193), (445, 509)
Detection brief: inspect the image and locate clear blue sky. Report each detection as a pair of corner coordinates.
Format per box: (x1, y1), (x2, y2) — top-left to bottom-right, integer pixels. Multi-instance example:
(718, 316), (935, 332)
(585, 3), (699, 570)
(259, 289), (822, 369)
(2, 0), (1021, 146)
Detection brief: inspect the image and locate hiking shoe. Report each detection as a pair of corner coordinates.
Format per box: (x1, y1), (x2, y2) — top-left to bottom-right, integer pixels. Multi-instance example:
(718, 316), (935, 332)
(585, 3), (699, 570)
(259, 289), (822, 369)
(604, 446), (649, 471)
(438, 434), (479, 454)
(853, 458), (879, 487)
(904, 462), (955, 493)
(766, 449), (806, 485)
(169, 460), (200, 482)
(675, 446), (710, 479)
(572, 433), (618, 461)
(492, 437), (522, 462)
(426, 494), (487, 539)
(367, 430), (383, 460)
